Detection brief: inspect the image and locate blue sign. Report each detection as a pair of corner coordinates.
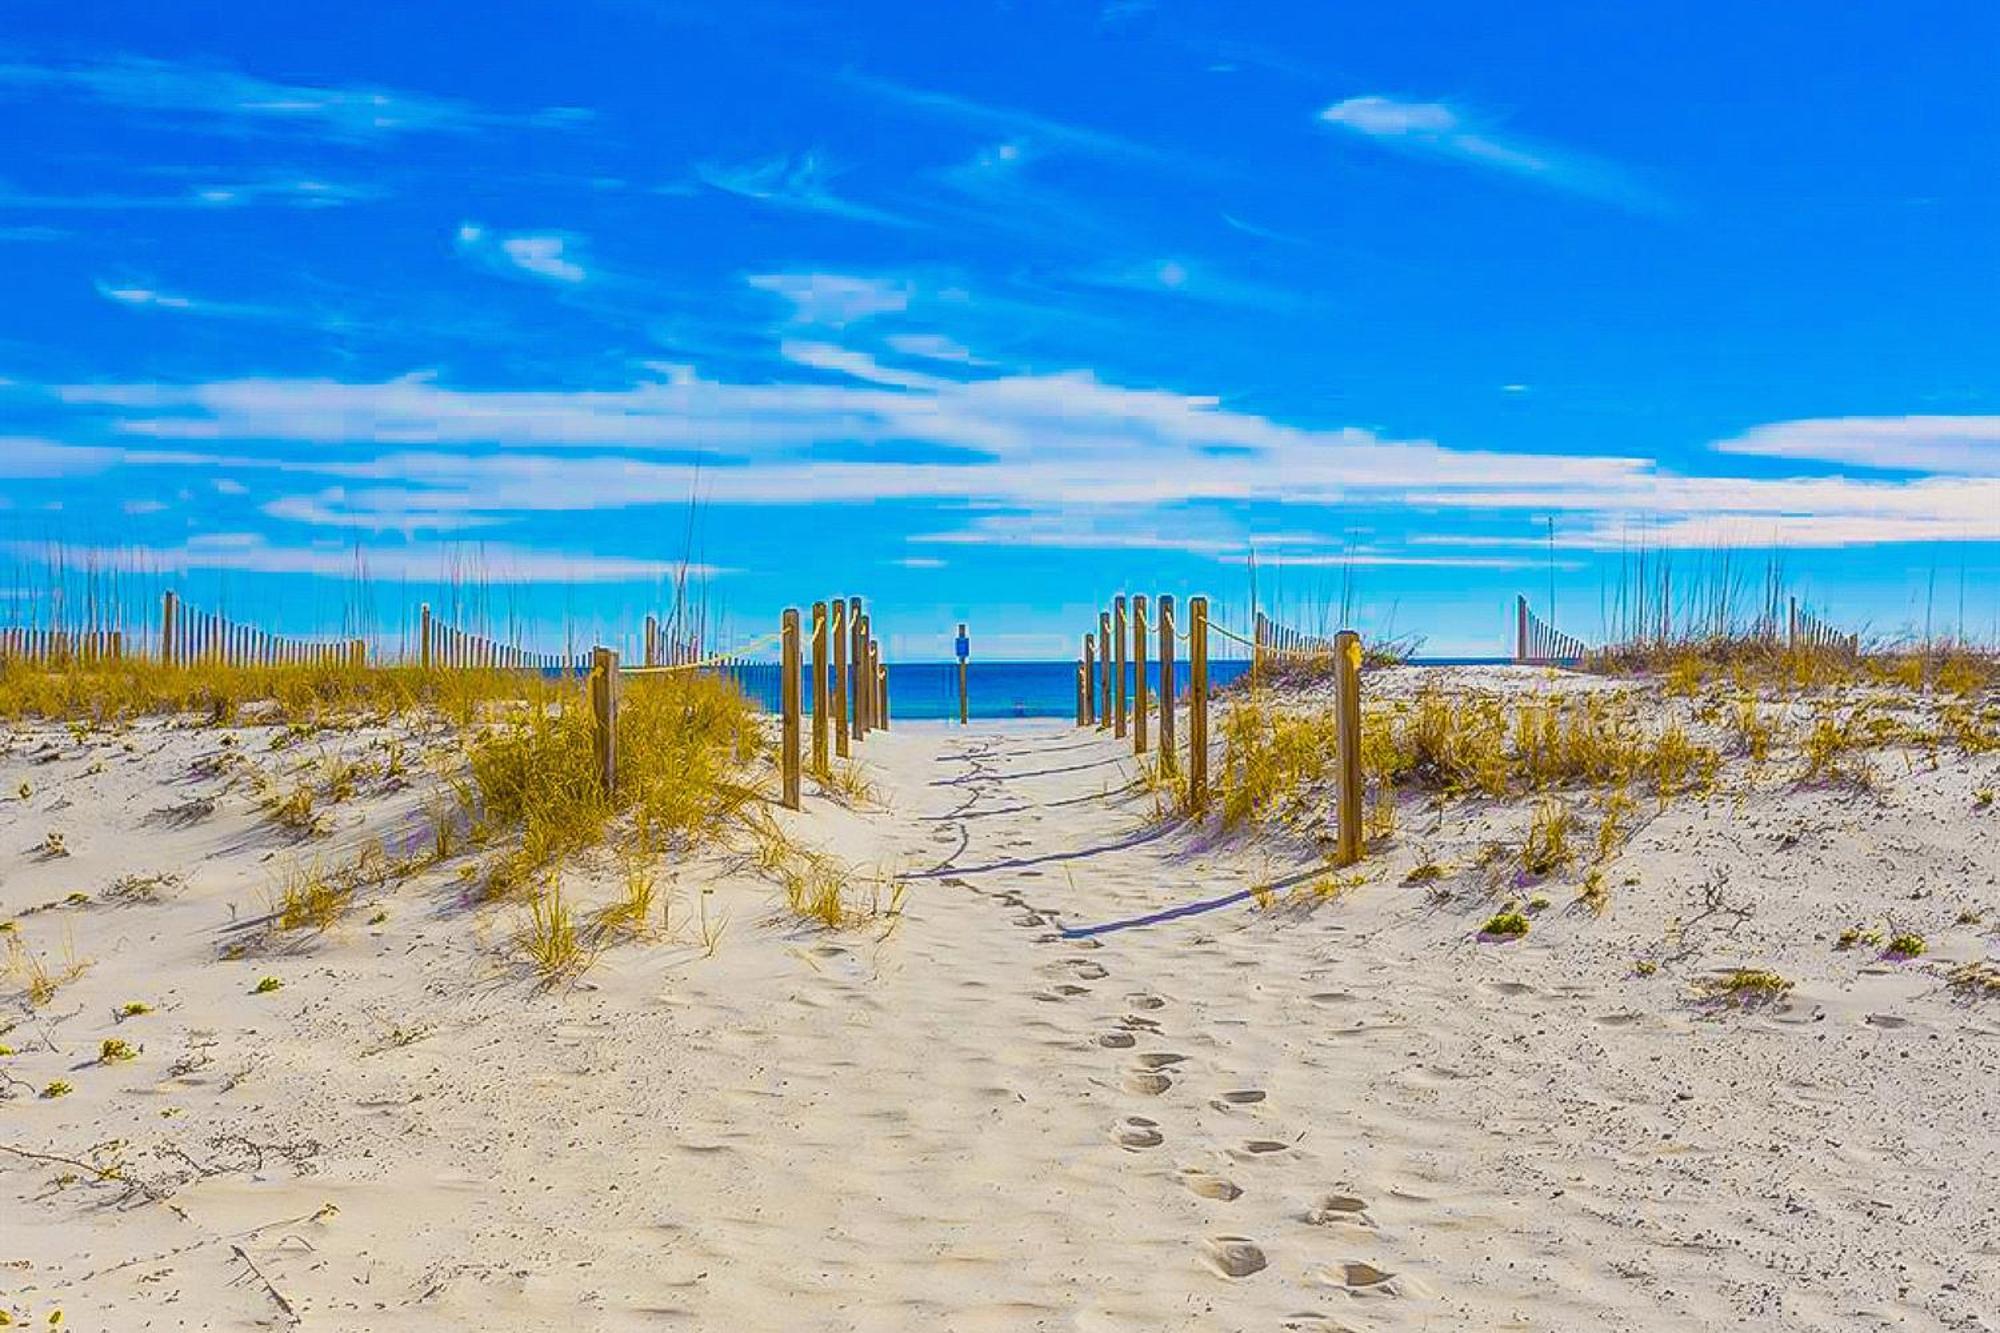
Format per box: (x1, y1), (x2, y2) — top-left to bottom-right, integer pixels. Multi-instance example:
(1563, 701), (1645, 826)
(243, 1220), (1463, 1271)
(955, 632), (970, 661)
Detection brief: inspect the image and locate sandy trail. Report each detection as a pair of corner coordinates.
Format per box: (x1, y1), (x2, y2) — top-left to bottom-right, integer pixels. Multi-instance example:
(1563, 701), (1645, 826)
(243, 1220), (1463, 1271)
(4, 708), (1998, 1331)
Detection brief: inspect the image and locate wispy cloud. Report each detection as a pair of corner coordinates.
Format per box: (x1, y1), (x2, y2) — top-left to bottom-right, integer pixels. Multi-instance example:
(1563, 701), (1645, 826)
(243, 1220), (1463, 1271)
(456, 225), (589, 284)
(1319, 95), (1664, 211)
(748, 272), (911, 326)
(694, 152), (912, 227)
(1712, 415), (2000, 476)
(93, 279), (282, 321)
(842, 72), (1168, 166)
(1071, 256), (1295, 310)
(0, 175), (373, 211)
(0, 436), (120, 478)
(31, 533), (699, 582)
(38, 349), (1993, 550)
(0, 55), (589, 143)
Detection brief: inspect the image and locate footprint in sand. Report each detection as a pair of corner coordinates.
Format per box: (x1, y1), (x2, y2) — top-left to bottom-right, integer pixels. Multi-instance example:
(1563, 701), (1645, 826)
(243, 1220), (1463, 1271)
(1309, 1260), (1414, 1299)
(1113, 1117), (1164, 1150)
(1125, 1069), (1174, 1095)
(1135, 1052), (1186, 1070)
(1127, 994), (1167, 1010)
(1119, 1014), (1163, 1033)
(1203, 1236), (1269, 1278)
(1014, 912), (1048, 927)
(1097, 1031), (1138, 1049)
(1179, 1169), (1243, 1202)
(1210, 1089), (1265, 1111)
(1229, 1139), (1294, 1162)
(1303, 1194), (1373, 1227)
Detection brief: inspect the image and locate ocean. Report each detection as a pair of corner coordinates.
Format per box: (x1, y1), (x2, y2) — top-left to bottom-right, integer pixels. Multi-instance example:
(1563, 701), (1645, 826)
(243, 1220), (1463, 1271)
(708, 658), (1253, 720)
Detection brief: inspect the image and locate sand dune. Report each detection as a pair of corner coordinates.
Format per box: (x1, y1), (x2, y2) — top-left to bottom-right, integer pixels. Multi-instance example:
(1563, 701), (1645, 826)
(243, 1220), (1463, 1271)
(4, 671), (1998, 1330)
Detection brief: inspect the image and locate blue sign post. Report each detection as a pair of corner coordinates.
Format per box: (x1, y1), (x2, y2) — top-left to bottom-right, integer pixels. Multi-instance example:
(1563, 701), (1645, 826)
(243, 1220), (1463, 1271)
(955, 623), (969, 724)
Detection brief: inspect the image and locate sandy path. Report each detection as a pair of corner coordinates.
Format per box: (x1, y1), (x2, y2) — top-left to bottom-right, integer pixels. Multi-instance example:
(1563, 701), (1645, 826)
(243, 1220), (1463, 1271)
(6, 710), (1997, 1331)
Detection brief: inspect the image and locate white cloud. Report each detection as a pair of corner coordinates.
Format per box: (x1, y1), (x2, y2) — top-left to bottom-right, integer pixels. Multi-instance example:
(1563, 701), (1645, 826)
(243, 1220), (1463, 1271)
(96, 283), (194, 310)
(40, 354), (1996, 551)
(456, 225), (589, 284)
(499, 235), (586, 284)
(1712, 415), (2000, 476)
(748, 272), (910, 326)
(31, 534), (700, 583)
(1319, 95), (1663, 211)
(0, 437), (121, 478)
(694, 153), (911, 227)
(842, 73), (1169, 167)
(0, 55), (588, 143)
(886, 333), (988, 365)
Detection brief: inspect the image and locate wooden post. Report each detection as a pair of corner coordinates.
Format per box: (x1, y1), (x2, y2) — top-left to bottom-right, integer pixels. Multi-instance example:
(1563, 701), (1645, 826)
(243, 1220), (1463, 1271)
(1516, 595), (1528, 663)
(160, 591), (178, 665)
(1334, 629), (1364, 866)
(810, 602), (829, 776)
(1787, 596), (1798, 652)
(780, 609), (802, 810)
(832, 598), (850, 759)
(590, 646), (619, 796)
(645, 614), (659, 668)
(1188, 596), (1209, 808)
(1132, 595), (1149, 754)
(877, 655), (890, 730)
(956, 621), (969, 726)
(1158, 595), (1176, 776)
(350, 638), (366, 670)
(1113, 596), (1128, 740)
(852, 604), (868, 740)
(1098, 611), (1112, 730)
(1082, 633), (1097, 725)
(420, 604), (433, 670)
(1076, 659), (1088, 725)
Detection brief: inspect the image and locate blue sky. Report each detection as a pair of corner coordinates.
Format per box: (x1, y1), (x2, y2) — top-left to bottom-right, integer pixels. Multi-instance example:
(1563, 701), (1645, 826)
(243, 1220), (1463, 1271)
(3, 0), (1996, 658)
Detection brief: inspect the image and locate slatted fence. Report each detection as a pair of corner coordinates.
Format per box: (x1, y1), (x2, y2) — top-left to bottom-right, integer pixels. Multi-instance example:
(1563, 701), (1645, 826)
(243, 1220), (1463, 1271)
(1514, 595), (1587, 664)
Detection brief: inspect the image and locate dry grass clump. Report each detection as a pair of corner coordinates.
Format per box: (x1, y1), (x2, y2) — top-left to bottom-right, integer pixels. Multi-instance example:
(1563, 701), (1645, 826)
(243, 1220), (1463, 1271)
(5, 932), (91, 1005)
(1521, 800), (1574, 876)
(744, 810), (907, 932)
(1946, 961), (2000, 998)
(1217, 686), (1722, 841)
(0, 656), (555, 727)
(1697, 967), (1794, 1006)
(518, 878), (593, 984)
(463, 672), (759, 899)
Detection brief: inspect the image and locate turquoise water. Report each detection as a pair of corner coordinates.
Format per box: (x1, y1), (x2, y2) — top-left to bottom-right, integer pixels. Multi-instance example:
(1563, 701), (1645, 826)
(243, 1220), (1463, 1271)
(696, 655), (1517, 719)
(709, 659), (1252, 720)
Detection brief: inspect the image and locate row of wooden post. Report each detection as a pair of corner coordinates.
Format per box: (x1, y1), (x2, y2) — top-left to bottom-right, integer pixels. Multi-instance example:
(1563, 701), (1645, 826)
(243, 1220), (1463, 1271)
(1078, 593), (1205, 804)
(0, 629), (125, 663)
(159, 592), (362, 669)
(586, 599), (887, 809)
(1078, 595), (1365, 866)
(418, 604), (585, 673)
(780, 598), (888, 810)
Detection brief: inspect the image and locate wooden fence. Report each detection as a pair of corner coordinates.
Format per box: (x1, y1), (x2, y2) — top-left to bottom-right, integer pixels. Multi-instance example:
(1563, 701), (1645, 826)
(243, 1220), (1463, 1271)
(1075, 594), (1367, 865)
(418, 605), (590, 673)
(0, 629), (125, 663)
(1787, 597), (1860, 655)
(1514, 594), (1587, 664)
(160, 592), (362, 668)
(588, 597), (890, 813)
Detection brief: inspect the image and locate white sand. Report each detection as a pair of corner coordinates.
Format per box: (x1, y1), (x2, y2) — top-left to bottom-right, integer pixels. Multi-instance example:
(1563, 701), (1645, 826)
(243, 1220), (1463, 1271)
(3, 677), (1998, 1330)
